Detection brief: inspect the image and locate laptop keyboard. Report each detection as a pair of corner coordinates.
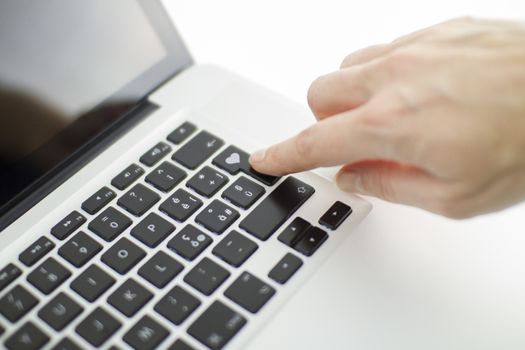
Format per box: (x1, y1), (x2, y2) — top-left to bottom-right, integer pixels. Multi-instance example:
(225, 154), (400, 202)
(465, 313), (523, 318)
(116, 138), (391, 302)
(0, 121), (354, 350)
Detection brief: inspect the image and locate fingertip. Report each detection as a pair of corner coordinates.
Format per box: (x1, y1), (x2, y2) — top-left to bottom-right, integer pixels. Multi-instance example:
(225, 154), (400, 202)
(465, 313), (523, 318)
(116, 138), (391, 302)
(249, 148), (266, 164)
(249, 147), (282, 176)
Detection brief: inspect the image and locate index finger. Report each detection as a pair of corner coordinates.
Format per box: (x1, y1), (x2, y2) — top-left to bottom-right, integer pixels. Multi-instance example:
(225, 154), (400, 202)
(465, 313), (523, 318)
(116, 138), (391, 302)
(249, 108), (408, 176)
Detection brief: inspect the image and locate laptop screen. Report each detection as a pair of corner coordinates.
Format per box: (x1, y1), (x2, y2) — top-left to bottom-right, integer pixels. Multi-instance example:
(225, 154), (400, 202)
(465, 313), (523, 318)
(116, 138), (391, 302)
(0, 0), (192, 223)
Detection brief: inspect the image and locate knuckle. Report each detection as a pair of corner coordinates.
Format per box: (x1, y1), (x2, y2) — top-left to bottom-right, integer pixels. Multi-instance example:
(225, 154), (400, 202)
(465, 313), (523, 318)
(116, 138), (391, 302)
(307, 75), (325, 113)
(340, 52), (355, 68)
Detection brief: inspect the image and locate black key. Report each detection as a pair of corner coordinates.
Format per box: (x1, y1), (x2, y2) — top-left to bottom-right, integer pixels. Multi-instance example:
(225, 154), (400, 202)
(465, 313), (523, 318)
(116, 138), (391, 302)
(88, 206), (132, 241)
(240, 177), (315, 240)
(101, 237), (146, 274)
(224, 272), (275, 313)
(140, 142), (172, 167)
(319, 201), (353, 230)
(195, 200), (239, 234)
(168, 225), (212, 261)
(5, 321), (49, 350)
(0, 285), (38, 322)
(71, 264), (115, 302)
(167, 121), (197, 144)
(184, 257), (230, 296)
(123, 315), (169, 350)
(212, 231), (258, 267)
(38, 292), (83, 331)
(155, 285), (201, 326)
(111, 163), (145, 190)
(108, 278), (153, 317)
(277, 217), (311, 247)
(187, 300), (246, 350)
(76, 307), (121, 347)
(138, 251), (184, 288)
(118, 183), (160, 217)
(51, 211), (86, 240)
(212, 145), (279, 186)
(27, 257), (71, 295)
(81, 186), (116, 215)
(19, 236), (55, 267)
(222, 176), (265, 209)
(268, 253), (303, 284)
(0, 323), (4, 336)
(0, 263), (22, 292)
(293, 226), (328, 256)
(172, 131), (224, 170)
(160, 189), (202, 222)
(58, 231), (102, 267)
(169, 339), (197, 350)
(146, 161), (187, 192)
(186, 166), (228, 197)
(51, 338), (82, 350)
(131, 212), (175, 248)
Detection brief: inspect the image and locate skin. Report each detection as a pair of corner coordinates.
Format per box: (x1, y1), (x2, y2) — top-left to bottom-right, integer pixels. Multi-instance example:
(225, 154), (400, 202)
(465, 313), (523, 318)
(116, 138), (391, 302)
(249, 18), (525, 219)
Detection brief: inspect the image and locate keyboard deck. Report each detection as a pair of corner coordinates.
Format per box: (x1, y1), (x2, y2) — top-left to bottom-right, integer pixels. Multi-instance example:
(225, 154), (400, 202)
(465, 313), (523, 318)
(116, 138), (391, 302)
(0, 121), (357, 350)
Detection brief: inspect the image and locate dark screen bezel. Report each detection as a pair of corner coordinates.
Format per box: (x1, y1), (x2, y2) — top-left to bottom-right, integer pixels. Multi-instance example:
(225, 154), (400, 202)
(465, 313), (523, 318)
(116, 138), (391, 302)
(0, 0), (193, 226)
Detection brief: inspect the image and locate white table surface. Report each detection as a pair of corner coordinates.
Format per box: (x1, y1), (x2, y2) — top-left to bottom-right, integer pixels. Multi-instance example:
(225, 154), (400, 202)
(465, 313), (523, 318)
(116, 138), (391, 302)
(164, 2), (525, 349)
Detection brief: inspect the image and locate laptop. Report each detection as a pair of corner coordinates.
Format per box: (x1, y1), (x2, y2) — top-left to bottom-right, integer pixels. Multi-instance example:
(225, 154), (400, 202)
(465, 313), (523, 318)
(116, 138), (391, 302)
(0, 1), (371, 349)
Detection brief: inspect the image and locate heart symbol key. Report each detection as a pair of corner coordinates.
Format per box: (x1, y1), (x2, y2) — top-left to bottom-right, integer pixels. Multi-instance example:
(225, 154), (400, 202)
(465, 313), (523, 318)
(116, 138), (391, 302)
(225, 152), (241, 165)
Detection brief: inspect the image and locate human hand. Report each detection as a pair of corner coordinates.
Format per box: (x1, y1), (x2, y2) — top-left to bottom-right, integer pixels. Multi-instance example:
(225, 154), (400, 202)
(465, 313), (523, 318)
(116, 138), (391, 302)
(249, 18), (525, 218)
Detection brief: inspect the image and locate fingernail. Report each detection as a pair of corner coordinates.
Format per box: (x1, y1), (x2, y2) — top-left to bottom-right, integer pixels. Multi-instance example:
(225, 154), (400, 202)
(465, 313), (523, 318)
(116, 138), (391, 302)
(337, 171), (364, 193)
(250, 148), (266, 163)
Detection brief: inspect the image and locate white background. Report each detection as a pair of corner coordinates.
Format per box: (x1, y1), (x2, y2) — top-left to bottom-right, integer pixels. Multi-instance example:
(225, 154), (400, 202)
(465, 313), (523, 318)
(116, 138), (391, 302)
(164, 2), (525, 349)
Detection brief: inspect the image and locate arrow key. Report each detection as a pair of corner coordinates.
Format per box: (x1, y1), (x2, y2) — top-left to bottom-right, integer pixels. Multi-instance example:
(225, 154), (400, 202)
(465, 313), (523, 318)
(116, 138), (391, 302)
(293, 226), (328, 257)
(319, 201), (352, 230)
